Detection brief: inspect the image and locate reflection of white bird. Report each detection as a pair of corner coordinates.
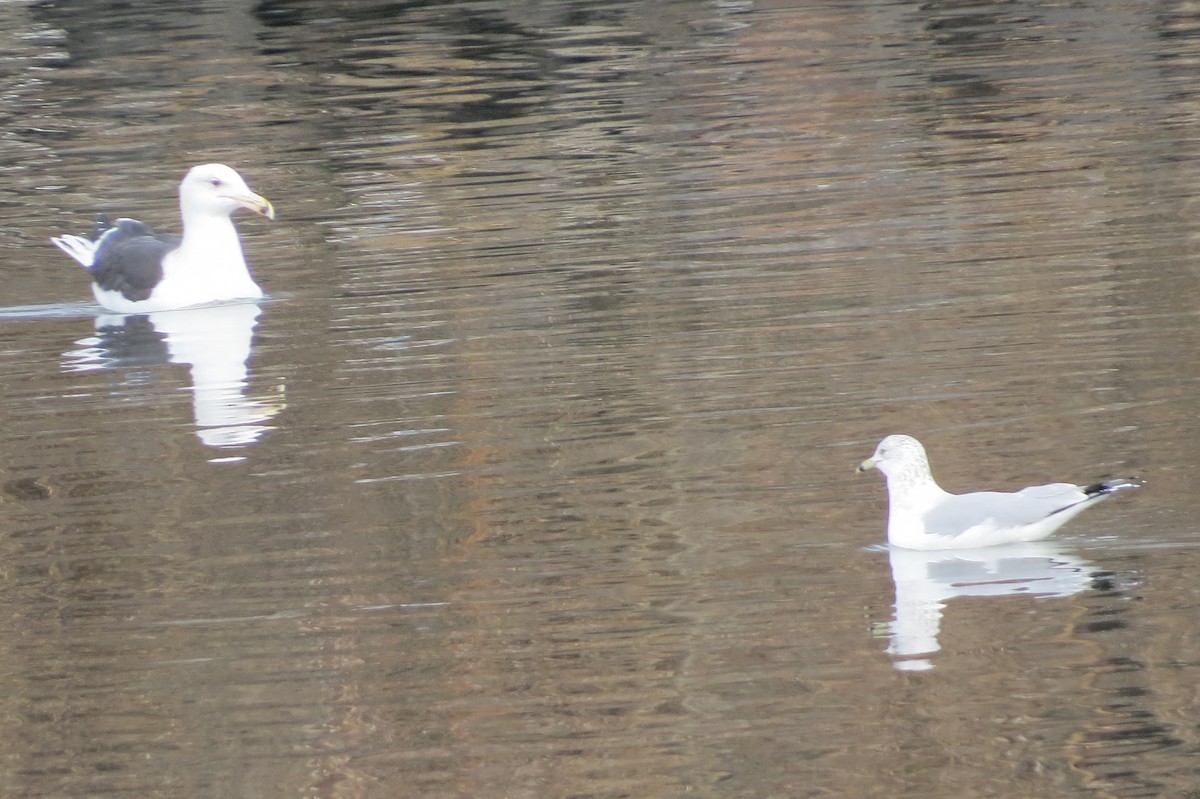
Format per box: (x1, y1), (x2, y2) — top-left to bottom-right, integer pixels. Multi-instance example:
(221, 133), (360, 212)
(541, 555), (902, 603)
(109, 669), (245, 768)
(857, 434), (1140, 550)
(51, 164), (274, 313)
(64, 303), (284, 448)
(884, 542), (1096, 671)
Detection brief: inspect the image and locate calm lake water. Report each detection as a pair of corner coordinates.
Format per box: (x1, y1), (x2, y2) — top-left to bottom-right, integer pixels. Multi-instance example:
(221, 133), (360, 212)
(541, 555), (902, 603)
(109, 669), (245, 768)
(1, 0), (1199, 797)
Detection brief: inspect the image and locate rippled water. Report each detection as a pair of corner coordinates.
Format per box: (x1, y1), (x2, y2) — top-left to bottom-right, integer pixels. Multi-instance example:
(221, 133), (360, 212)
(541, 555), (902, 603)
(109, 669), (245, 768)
(2, 1), (1200, 797)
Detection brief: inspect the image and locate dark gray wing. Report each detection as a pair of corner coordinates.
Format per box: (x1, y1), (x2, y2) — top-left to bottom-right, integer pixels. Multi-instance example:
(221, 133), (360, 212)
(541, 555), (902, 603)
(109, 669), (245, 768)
(89, 217), (181, 302)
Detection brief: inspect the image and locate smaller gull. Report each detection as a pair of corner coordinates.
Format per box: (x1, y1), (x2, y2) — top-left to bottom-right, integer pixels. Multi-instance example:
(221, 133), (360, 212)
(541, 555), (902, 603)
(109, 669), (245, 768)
(857, 434), (1140, 550)
(51, 164), (274, 313)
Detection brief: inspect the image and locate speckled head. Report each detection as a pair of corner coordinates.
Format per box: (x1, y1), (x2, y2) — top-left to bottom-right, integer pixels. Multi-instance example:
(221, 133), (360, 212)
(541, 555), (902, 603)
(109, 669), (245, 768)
(856, 434), (931, 482)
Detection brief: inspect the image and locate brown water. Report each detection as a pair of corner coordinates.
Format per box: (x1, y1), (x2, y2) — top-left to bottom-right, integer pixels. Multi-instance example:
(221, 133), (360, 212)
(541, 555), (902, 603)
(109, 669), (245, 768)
(1, 1), (1199, 797)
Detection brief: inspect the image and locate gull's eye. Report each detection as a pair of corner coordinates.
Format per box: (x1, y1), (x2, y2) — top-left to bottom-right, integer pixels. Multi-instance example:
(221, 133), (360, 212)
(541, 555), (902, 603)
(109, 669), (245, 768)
(209, 178), (222, 187)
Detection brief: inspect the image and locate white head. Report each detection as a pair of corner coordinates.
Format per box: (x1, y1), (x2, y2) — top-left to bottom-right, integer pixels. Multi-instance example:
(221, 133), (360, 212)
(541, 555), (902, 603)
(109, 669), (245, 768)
(856, 434), (934, 485)
(179, 163), (274, 222)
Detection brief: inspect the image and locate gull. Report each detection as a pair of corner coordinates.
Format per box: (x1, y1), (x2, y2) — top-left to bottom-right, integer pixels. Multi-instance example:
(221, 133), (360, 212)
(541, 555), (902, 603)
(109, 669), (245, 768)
(51, 164), (274, 313)
(857, 434), (1140, 550)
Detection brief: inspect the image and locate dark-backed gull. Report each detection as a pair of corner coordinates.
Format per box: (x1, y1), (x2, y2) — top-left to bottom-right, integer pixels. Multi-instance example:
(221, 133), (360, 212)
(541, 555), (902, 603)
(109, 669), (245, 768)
(51, 164), (274, 313)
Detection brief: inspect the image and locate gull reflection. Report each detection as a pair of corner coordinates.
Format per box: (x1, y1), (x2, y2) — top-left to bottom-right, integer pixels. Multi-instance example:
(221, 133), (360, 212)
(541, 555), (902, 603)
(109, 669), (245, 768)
(63, 302), (283, 448)
(881, 542), (1096, 672)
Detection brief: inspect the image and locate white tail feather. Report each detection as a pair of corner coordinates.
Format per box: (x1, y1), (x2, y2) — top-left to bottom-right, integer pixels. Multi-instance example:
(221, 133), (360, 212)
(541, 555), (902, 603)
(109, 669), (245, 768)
(50, 235), (97, 268)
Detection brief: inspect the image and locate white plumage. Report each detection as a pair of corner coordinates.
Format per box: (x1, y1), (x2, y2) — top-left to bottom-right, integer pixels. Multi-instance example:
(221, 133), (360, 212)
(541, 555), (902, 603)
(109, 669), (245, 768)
(51, 164), (274, 313)
(857, 434), (1140, 550)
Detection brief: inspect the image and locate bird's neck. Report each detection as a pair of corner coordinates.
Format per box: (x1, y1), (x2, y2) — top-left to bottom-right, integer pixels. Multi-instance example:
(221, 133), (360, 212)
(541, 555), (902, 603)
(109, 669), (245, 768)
(178, 213), (248, 270)
(885, 467), (947, 517)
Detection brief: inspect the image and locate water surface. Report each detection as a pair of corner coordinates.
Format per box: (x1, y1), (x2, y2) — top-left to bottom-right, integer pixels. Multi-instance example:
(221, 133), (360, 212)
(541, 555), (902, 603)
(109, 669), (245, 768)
(0, 1), (1198, 797)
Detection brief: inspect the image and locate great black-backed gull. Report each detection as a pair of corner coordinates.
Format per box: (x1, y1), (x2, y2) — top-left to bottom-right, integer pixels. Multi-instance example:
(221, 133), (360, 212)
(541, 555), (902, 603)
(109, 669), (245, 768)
(51, 164), (274, 313)
(856, 434), (1141, 550)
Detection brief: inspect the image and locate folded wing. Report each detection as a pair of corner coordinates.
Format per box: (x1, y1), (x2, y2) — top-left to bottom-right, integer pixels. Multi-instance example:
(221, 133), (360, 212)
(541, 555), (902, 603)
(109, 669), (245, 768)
(923, 484), (1088, 535)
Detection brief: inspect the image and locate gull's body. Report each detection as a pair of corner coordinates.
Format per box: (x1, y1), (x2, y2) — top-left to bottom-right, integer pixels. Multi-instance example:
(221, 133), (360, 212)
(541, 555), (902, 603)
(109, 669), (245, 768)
(857, 434), (1140, 550)
(51, 164), (274, 313)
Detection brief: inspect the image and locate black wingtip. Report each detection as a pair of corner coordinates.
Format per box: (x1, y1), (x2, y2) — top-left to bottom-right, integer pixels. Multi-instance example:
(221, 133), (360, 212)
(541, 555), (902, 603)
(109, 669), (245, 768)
(1083, 477), (1144, 498)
